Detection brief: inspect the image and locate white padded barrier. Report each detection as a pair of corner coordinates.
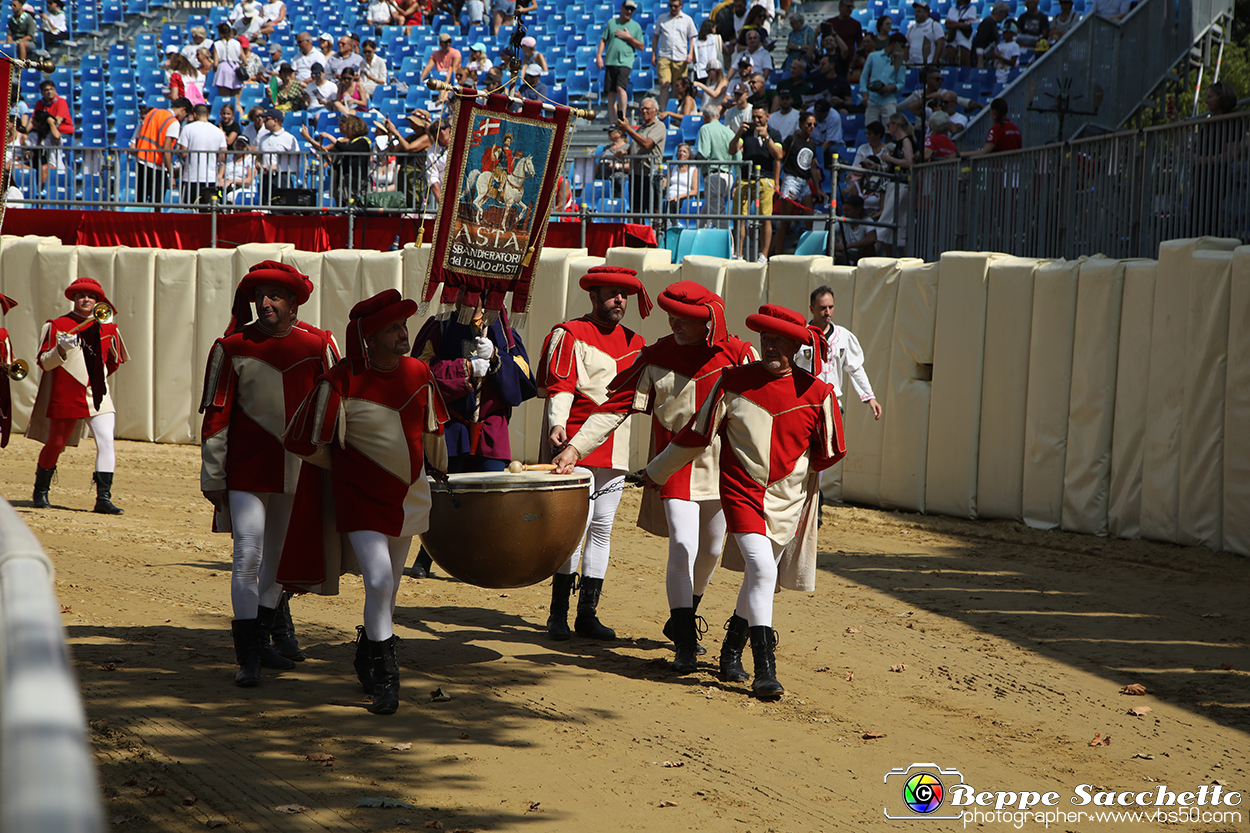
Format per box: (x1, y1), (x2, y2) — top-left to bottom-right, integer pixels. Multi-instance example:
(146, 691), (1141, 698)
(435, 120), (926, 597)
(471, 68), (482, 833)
(976, 256), (1043, 521)
(879, 260), (938, 512)
(926, 252), (1000, 518)
(1020, 258), (1081, 530)
(842, 258), (910, 506)
(1107, 260), (1157, 541)
(1177, 250), (1233, 550)
(1141, 237), (1239, 542)
(1224, 247), (1250, 556)
(1061, 257), (1131, 536)
(0, 241), (1242, 556)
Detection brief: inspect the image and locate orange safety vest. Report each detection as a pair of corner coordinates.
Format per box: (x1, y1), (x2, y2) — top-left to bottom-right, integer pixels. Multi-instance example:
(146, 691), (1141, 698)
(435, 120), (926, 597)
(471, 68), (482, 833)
(136, 108), (177, 167)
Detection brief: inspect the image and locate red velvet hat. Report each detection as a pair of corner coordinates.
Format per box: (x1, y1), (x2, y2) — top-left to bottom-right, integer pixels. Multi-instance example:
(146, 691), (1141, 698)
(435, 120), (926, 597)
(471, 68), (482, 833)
(746, 303), (828, 374)
(227, 260), (314, 334)
(346, 288), (418, 372)
(657, 280), (729, 346)
(577, 265), (653, 318)
(64, 277), (112, 309)
(0, 292), (16, 314)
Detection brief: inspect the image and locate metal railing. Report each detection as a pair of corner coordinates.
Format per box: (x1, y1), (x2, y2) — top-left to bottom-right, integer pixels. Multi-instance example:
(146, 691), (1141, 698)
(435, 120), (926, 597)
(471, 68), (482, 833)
(0, 497), (104, 833)
(956, 0), (1232, 148)
(910, 110), (1250, 261)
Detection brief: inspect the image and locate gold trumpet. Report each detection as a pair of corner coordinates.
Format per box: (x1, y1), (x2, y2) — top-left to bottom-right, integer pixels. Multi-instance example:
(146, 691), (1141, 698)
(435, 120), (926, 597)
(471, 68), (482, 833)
(67, 302), (115, 335)
(1, 359), (28, 381)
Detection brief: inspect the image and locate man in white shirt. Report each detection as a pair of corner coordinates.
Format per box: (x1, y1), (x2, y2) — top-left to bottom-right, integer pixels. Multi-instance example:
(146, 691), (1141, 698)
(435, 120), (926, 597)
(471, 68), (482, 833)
(652, 0), (698, 116)
(742, 28), (773, 81)
(724, 76), (753, 133)
(291, 30), (326, 81)
(178, 103), (227, 206)
(906, 0), (946, 66)
(255, 108), (301, 203)
(327, 34), (364, 81)
(367, 0), (394, 29)
(796, 286), (881, 419)
(940, 89), (969, 134)
(768, 89), (800, 138)
(304, 62), (337, 111)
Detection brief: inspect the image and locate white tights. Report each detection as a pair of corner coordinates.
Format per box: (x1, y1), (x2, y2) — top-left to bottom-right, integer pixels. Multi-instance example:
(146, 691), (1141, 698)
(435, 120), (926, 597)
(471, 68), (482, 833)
(88, 412), (116, 472)
(663, 498), (725, 609)
(227, 490), (293, 619)
(559, 466), (626, 579)
(347, 530), (412, 642)
(732, 531), (784, 628)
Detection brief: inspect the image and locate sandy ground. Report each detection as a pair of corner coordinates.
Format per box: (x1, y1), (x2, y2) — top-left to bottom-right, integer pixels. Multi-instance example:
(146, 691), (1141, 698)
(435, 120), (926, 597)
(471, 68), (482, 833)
(2, 437), (1248, 833)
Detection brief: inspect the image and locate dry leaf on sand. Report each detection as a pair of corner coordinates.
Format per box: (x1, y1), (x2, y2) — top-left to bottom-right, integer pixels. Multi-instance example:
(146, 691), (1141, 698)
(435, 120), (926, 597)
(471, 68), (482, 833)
(1128, 706), (1153, 717)
(1088, 733), (1112, 747)
(274, 804), (309, 814)
(658, 800), (678, 808)
(889, 664), (907, 673)
(862, 732), (888, 740)
(845, 627), (862, 634)
(1120, 684), (1147, 696)
(845, 671), (855, 682)
(661, 761), (685, 768)
(305, 752), (335, 764)
(392, 743), (413, 751)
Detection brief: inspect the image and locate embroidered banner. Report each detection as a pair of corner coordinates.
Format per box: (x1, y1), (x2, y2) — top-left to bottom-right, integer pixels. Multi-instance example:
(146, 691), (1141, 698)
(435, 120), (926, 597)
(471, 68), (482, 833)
(420, 90), (575, 328)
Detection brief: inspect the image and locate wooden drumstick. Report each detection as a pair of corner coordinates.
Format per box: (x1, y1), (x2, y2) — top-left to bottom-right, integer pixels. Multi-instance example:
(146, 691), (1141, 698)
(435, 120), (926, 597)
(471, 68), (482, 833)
(507, 461), (558, 473)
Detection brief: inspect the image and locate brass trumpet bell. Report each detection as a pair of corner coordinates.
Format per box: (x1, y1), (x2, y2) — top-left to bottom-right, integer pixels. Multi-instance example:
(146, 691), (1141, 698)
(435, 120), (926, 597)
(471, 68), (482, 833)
(67, 302), (115, 335)
(91, 302), (114, 325)
(3, 359), (27, 381)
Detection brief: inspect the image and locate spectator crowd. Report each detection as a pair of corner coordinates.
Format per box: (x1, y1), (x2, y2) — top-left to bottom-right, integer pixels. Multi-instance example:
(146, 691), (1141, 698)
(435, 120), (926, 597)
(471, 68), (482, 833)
(0, 0), (1140, 259)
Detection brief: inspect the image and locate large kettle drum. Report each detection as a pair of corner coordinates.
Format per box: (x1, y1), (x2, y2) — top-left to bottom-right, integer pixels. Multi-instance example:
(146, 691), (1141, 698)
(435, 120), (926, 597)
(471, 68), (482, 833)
(419, 470), (591, 588)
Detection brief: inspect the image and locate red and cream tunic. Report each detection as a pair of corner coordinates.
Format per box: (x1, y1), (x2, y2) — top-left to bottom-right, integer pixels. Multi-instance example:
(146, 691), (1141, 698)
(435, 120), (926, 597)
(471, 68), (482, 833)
(647, 363), (846, 545)
(200, 321), (339, 494)
(35, 315), (127, 419)
(569, 334), (757, 501)
(537, 316), (645, 471)
(0, 328), (13, 447)
(284, 357), (450, 537)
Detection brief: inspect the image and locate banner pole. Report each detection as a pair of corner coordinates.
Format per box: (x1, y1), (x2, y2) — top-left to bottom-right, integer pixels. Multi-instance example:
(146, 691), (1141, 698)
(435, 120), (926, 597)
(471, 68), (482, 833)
(426, 79), (596, 122)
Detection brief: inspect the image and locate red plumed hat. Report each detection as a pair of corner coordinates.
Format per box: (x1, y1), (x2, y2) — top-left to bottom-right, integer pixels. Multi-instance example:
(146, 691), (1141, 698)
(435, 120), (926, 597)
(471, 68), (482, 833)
(577, 265), (653, 318)
(746, 303), (828, 375)
(656, 280), (729, 346)
(64, 277), (112, 310)
(346, 289), (418, 373)
(226, 261), (314, 335)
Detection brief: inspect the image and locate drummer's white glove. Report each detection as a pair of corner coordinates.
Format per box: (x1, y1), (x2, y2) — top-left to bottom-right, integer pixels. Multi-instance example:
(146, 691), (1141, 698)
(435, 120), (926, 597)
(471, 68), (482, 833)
(473, 335), (494, 360)
(57, 332), (80, 352)
(469, 357), (490, 378)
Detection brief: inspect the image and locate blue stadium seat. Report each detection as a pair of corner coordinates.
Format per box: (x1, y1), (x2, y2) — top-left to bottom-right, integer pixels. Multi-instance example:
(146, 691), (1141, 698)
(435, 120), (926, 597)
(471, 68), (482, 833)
(594, 196), (627, 214)
(794, 230), (828, 256)
(688, 228), (733, 258)
(677, 198), (704, 229)
(565, 70), (593, 101)
(680, 115), (702, 144)
(100, 2), (123, 25)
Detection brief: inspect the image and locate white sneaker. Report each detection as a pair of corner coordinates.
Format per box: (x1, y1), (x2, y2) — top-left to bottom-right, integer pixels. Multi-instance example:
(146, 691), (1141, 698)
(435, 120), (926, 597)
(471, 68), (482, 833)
(755, 254), (768, 264)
